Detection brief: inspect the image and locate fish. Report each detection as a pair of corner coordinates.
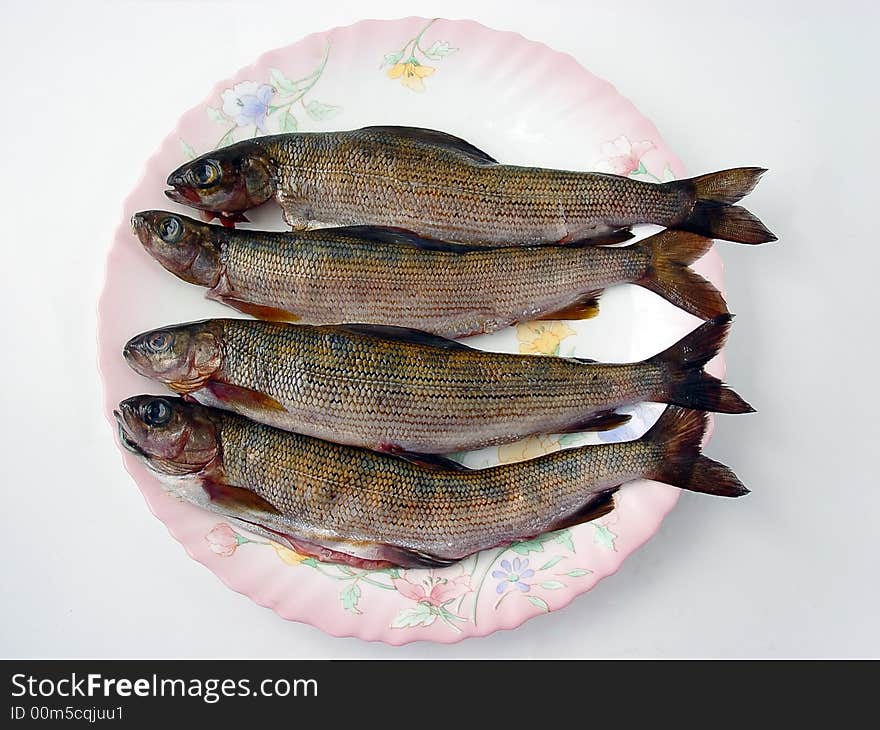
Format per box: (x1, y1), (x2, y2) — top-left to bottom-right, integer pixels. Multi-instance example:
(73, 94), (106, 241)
(123, 315), (752, 455)
(164, 126), (775, 245)
(115, 395), (748, 568)
(131, 210), (728, 334)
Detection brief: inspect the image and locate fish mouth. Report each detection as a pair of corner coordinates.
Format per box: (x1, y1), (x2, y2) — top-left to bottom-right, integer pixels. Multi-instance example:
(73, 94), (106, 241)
(114, 409), (146, 457)
(164, 187), (203, 206)
(121, 341), (146, 374)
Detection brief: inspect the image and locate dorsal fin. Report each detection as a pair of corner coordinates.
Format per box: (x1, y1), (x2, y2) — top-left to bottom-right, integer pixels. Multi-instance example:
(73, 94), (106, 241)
(334, 324), (476, 351)
(362, 125), (499, 165)
(328, 224), (489, 252)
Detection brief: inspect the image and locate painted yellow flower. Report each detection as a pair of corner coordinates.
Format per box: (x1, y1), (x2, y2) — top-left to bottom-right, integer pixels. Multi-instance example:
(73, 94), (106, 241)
(497, 434), (562, 465)
(515, 321), (577, 355)
(387, 61), (435, 92)
(271, 542), (307, 566)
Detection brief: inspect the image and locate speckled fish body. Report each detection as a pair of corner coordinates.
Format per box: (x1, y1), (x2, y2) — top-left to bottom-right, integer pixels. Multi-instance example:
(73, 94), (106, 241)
(115, 396), (748, 568)
(131, 211), (727, 336)
(123, 317), (752, 454)
(165, 126), (776, 245)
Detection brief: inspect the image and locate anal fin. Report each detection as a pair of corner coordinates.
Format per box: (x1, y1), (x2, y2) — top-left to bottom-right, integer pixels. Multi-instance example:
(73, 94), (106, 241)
(378, 443), (471, 471)
(537, 291), (602, 321)
(546, 491), (617, 532)
(558, 410), (631, 434)
(566, 228), (634, 247)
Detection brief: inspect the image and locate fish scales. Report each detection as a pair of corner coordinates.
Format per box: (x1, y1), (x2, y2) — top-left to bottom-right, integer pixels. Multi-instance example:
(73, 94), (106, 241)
(132, 211), (730, 336)
(116, 397), (747, 567)
(217, 409), (651, 558)
(264, 130), (687, 244)
(124, 317), (752, 454)
(214, 320), (662, 451)
(222, 229), (644, 335)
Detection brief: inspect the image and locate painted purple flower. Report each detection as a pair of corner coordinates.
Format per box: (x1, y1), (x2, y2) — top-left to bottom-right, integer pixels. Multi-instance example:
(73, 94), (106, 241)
(221, 81), (275, 132)
(493, 558), (534, 594)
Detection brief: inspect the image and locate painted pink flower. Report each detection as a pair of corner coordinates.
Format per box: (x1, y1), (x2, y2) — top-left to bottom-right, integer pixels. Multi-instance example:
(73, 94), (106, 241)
(595, 135), (655, 176)
(206, 523), (240, 557)
(393, 571), (472, 607)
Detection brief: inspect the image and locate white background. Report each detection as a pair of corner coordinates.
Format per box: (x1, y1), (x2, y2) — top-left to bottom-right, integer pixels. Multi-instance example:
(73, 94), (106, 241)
(1, 0), (877, 658)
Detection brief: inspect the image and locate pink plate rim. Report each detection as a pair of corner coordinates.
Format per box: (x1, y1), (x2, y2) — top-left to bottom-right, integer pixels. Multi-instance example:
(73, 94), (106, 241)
(97, 16), (725, 645)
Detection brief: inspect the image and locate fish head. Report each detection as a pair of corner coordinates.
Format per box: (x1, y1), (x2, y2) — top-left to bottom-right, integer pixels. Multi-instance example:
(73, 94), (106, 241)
(114, 396), (220, 476)
(123, 321), (223, 393)
(164, 142), (275, 215)
(131, 211), (223, 286)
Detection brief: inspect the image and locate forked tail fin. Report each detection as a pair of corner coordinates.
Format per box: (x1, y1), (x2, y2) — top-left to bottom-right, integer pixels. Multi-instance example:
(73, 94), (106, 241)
(648, 315), (754, 414)
(635, 230), (727, 320)
(642, 406), (749, 497)
(664, 167), (776, 244)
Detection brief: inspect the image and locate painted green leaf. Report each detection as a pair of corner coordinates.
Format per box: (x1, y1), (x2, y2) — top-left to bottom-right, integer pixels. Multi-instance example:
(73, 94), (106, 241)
(554, 530), (575, 553)
(206, 106), (226, 124)
(424, 41), (458, 59)
(382, 50), (404, 67)
(179, 138), (197, 161)
(281, 111), (298, 132)
(302, 557), (319, 568)
(539, 556), (564, 572)
(373, 566), (401, 579)
(215, 128), (235, 150)
(540, 580), (565, 590)
(527, 596), (550, 612)
(566, 569), (592, 577)
(390, 603), (437, 629)
(305, 100), (342, 122)
(510, 533), (553, 556)
(592, 523), (618, 551)
(269, 68), (299, 96)
(340, 583), (361, 614)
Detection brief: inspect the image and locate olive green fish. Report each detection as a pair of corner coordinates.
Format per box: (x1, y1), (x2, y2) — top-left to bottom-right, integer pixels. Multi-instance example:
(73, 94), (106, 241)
(115, 396), (748, 568)
(123, 316), (752, 455)
(164, 126), (775, 245)
(131, 210), (727, 335)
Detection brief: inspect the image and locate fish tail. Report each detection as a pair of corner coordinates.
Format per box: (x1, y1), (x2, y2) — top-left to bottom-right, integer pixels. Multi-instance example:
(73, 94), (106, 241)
(667, 167), (776, 244)
(635, 230), (727, 319)
(643, 406), (749, 497)
(649, 315), (754, 414)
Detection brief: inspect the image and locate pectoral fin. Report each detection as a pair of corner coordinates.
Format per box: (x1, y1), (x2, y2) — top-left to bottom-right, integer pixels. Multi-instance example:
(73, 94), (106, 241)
(206, 288), (299, 322)
(271, 532), (458, 569)
(206, 381), (287, 413)
(201, 478), (282, 517)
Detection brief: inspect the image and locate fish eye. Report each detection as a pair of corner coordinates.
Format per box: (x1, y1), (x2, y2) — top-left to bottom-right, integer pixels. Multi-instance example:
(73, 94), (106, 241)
(142, 398), (172, 427)
(158, 216), (183, 243)
(191, 161), (220, 188)
(146, 331), (172, 353)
